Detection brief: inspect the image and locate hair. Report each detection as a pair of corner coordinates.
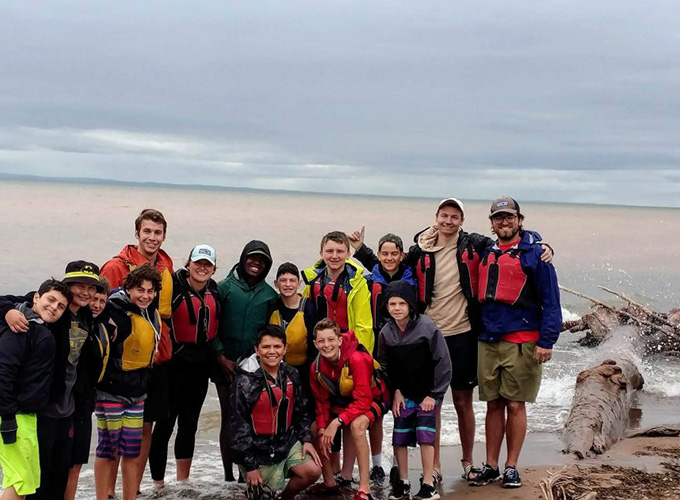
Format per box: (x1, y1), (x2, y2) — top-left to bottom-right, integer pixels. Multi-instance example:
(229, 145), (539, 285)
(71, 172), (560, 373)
(378, 233), (404, 252)
(256, 324), (287, 346)
(97, 276), (110, 296)
(38, 278), (73, 303)
(319, 231), (350, 251)
(134, 208), (167, 233)
(276, 262), (300, 280)
(313, 318), (341, 339)
(123, 263), (162, 292)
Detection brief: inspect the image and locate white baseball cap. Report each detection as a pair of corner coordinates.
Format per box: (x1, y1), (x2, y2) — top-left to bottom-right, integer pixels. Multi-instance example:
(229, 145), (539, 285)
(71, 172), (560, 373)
(189, 244), (217, 266)
(437, 197), (465, 216)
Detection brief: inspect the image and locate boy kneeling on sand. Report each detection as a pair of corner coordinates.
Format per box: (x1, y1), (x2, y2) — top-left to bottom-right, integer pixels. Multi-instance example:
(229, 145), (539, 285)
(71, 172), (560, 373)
(378, 281), (452, 500)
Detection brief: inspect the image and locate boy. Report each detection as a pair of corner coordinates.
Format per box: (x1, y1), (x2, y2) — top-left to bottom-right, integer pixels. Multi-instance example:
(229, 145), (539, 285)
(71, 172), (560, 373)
(229, 325), (321, 500)
(378, 280), (452, 500)
(94, 264), (163, 500)
(309, 319), (389, 500)
(0, 280), (72, 500)
(270, 263), (318, 394)
(212, 240), (278, 481)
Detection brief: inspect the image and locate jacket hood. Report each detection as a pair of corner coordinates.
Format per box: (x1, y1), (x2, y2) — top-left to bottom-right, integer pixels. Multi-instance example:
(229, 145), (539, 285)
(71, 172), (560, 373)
(416, 225), (450, 252)
(302, 258), (365, 285)
(108, 289), (151, 316)
(16, 302), (44, 324)
(337, 330), (360, 366)
(237, 240), (273, 286)
(116, 245), (174, 272)
(238, 352), (263, 375)
(383, 280), (418, 320)
(369, 262), (415, 286)
(491, 229), (543, 252)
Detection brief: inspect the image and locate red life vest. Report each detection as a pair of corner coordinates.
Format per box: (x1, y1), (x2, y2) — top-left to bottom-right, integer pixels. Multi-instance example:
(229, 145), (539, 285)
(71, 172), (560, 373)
(478, 247), (533, 308)
(416, 253), (433, 306)
(172, 290), (219, 344)
(311, 278), (349, 331)
(459, 244), (481, 301)
(369, 281), (385, 326)
(251, 375), (295, 436)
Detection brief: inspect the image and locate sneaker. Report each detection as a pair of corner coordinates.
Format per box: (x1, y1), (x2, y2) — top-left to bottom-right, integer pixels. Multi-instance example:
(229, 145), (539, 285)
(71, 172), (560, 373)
(389, 465), (400, 487)
(502, 466), (522, 488)
(418, 470), (442, 486)
(353, 491), (374, 500)
(389, 479), (411, 500)
(413, 483), (440, 500)
(467, 463), (501, 486)
(370, 465), (386, 482)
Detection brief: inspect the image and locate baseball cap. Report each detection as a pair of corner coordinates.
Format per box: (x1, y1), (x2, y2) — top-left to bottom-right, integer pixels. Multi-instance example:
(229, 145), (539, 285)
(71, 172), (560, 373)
(63, 261), (103, 290)
(489, 196), (521, 216)
(189, 244), (217, 266)
(378, 233), (404, 252)
(437, 197), (465, 216)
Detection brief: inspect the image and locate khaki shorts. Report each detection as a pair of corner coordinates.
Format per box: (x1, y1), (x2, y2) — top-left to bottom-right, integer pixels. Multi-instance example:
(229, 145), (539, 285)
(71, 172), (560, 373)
(239, 441), (313, 490)
(478, 341), (543, 403)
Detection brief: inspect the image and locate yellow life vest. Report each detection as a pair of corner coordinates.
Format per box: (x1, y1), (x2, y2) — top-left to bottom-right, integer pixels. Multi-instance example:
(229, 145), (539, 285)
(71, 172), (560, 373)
(121, 309), (161, 371)
(270, 298), (308, 366)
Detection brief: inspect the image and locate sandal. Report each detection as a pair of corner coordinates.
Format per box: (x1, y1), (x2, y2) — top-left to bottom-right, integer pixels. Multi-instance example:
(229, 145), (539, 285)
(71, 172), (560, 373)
(461, 460), (481, 481)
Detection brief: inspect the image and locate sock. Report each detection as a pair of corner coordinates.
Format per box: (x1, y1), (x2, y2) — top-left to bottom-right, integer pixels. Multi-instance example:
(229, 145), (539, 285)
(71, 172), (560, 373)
(372, 454), (382, 468)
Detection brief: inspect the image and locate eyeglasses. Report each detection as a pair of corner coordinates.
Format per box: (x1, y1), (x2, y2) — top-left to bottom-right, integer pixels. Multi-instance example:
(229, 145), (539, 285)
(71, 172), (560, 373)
(491, 213), (517, 223)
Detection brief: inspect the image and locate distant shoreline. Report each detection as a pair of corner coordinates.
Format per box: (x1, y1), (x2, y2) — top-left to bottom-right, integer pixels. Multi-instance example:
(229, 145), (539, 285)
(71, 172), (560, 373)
(2, 172), (677, 210)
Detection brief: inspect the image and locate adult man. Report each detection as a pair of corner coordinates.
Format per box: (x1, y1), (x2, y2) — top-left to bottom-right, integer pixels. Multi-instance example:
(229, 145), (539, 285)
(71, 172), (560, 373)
(229, 325), (321, 500)
(100, 208), (174, 493)
(469, 197), (561, 489)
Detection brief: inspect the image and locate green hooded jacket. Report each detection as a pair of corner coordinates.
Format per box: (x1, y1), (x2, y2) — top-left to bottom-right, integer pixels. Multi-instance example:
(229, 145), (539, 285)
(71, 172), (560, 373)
(212, 241), (277, 361)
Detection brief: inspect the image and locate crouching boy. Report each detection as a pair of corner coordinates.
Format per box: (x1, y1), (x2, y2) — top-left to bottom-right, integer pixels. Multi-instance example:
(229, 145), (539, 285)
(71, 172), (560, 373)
(0, 279), (72, 499)
(310, 318), (390, 500)
(229, 325), (321, 500)
(378, 281), (452, 500)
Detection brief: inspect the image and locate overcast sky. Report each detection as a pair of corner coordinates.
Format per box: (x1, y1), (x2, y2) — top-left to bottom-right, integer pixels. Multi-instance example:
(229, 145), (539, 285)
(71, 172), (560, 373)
(1, 1), (679, 207)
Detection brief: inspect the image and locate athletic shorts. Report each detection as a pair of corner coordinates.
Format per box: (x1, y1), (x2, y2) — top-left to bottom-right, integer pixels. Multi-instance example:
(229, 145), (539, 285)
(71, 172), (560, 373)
(95, 400), (145, 459)
(0, 413), (40, 496)
(392, 398), (438, 448)
(444, 330), (479, 391)
(478, 340), (543, 403)
(144, 363), (170, 423)
(238, 441), (313, 490)
(71, 415), (93, 465)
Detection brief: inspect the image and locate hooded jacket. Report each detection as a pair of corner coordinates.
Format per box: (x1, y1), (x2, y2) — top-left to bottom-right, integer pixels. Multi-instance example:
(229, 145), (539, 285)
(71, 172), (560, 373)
(302, 259), (374, 353)
(309, 331), (387, 430)
(377, 280), (452, 403)
(229, 353), (313, 471)
(212, 241), (277, 362)
(73, 310), (110, 418)
(100, 245), (174, 364)
(0, 304), (56, 420)
(477, 230), (562, 348)
(98, 290), (161, 399)
(170, 268), (221, 364)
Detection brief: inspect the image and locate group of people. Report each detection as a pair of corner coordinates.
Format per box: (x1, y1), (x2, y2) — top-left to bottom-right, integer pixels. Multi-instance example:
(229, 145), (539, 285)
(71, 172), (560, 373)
(0, 196), (562, 500)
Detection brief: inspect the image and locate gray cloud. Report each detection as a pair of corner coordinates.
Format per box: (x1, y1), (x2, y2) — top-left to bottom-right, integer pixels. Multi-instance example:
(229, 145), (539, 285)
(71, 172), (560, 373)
(1, 0), (679, 206)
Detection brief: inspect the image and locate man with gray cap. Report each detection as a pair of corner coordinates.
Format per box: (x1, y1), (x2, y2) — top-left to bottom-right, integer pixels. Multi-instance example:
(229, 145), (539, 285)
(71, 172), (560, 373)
(468, 197), (561, 489)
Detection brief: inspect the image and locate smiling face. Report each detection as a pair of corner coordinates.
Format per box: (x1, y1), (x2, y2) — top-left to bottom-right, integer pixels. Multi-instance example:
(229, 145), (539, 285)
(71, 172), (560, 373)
(275, 272), (300, 299)
(69, 283), (97, 310)
(314, 328), (343, 361)
(244, 254), (267, 279)
(135, 219), (166, 260)
(491, 212), (522, 244)
(33, 290), (69, 323)
(387, 296), (411, 325)
(127, 279), (156, 309)
(435, 205), (464, 237)
(255, 334), (286, 371)
(378, 241), (404, 274)
(187, 259), (216, 288)
(320, 240), (350, 275)
(89, 292), (107, 318)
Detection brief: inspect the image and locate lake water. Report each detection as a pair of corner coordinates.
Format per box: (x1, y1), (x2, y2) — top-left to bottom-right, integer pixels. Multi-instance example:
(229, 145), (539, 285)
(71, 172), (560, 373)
(1, 179), (679, 499)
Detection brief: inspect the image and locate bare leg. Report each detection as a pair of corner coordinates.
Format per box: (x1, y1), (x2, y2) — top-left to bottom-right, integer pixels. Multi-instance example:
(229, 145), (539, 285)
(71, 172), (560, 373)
(485, 398), (507, 469)
(121, 456), (139, 500)
(394, 446), (409, 480)
(65, 464), (82, 500)
(420, 444), (435, 487)
(505, 401), (527, 468)
(340, 428), (356, 479)
(176, 458), (192, 481)
(350, 416), (371, 493)
(1, 486), (23, 500)
(317, 433), (338, 487)
(281, 460), (322, 500)
(108, 455), (121, 498)
(216, 383), (235, 481)
(330, 451), (341, 474)
(134, 422), (153, 490)
(368, 415), (383, 461)
(95, 457), (115, 500)
(452, 389), (476, 467)
(433, 404), (442, 472)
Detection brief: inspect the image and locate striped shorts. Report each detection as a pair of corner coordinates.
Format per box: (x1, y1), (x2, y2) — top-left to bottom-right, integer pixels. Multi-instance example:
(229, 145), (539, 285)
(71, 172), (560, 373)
(392, 398), (438, 448)
(95, 400), (145, 459)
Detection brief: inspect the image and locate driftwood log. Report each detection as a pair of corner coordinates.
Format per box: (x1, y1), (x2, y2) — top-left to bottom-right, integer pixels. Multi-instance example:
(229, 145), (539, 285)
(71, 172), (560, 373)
(563, 358), (644, 459)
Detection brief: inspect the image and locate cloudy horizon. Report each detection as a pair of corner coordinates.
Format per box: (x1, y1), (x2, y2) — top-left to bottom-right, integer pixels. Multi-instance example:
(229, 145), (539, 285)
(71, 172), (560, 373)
(1, 1), (679, 207)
